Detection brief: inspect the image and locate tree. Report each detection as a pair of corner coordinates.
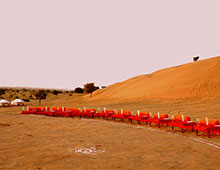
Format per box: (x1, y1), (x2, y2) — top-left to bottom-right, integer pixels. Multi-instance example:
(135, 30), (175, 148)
(83, 83), (99, 97)
(0, 89), (6, 99)
(33, 90), (47, 105)
(193, 56), (199, 62)
(52, 90), (62, 96)
(74, 87), (84, 94)
(46, 89), (51, 93)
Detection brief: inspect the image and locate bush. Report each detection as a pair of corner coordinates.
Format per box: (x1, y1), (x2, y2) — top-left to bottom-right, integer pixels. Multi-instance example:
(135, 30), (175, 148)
(22, 98), (30, 102)
(33, 90), (47, 105)
(46, 90), (51, 94)
(0, 89), (6, 97)
(29, 94), (34, 99)
(74, 87), (84, 94)
(83, 83), (99, 97)
(52, 90), (62, 96)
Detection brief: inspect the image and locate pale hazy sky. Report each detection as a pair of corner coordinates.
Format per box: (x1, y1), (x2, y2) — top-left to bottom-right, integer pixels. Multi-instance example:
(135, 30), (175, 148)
(0, 0), (220, 89)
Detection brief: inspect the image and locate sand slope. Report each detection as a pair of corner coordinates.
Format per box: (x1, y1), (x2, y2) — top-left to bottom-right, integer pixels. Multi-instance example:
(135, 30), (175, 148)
(92, 56), (220, 100)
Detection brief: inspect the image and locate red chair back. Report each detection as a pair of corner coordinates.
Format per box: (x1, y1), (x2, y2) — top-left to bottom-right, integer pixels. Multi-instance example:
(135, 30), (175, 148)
(173, 114), (191, 122)
(82, 109), (96, 113)
(67, 108), (80, 113)
(117, 110), (131, 115)
(199, 118), (219, 126)
(136, 112), (149, 117)
(101, 110), (115, 114)
(35, 107), (42, 111)
(153, 113), (168, 119)
(42, 107), (50, 111)
(58, 107), (66, 111)
(52, 107), (58, 111)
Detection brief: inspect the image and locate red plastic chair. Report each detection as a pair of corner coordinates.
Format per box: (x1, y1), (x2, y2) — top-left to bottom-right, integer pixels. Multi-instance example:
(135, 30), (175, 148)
(53, 107), (66, 117)
(80, 108), (96, 118)
(67, 108), (80, 117)
(148, 113), (171, 128)
(21, 107), (34, 114)
(194, 118), (220, 138)
(111, 110), (131, 121)
(169, 114), (196, 133)
(36, 107), (50, 115)
(128, 111), (149, 124)
(96, 110), (116, 120)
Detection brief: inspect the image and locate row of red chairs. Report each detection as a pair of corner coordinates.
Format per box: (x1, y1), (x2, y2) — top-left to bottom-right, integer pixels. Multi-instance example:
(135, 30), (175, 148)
(21, 107), (220, 138)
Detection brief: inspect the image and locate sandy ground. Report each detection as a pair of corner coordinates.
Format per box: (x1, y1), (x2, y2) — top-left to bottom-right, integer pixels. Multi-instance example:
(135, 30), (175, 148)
(0, 104), (220, 170)
(92, 56), (220, 100)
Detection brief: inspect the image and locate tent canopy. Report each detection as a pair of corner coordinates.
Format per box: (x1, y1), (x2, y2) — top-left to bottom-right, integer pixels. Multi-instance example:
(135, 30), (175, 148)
(11, 99), (25, 103)
(0, 99), (10, 104)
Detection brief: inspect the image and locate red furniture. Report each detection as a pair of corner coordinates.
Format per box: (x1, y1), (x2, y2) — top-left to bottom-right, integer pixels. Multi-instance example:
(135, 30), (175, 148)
(67, 108), (80, 117)
(128, 111), (150, 124)
(36, 107), (51, 115)
(111, 110), (131, 121)
(21, 110), (34, 114)
(80, 108), (96, 118)
(94, 109), (116, 120)
(21, 107), (40, 114)
(194, 118), (220, 138)
(53, 107), (67, 117)
(169, 114), (196, 133)
(148, 113), (171, 128)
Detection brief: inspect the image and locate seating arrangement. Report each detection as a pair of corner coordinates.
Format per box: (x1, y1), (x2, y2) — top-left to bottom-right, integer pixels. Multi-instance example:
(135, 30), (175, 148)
(67, 108), (80, 117)
(80, 108), (96, 118)
(194, 118), (220, 138)
(94, 109), (116, 120)
(128, 111), (149, 124)
(111, 109), (131, 121)
(21, 107), (220, 138)
(148, 112), (170, 128)
(169, 114), (196, 133)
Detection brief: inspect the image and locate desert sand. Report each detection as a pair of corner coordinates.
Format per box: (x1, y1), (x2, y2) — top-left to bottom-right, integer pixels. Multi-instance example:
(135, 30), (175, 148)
(1, 57), (220, 169)
(92, 56), (220, 100)
(0, 107), (220, 170)
(1, 98), (220, 170)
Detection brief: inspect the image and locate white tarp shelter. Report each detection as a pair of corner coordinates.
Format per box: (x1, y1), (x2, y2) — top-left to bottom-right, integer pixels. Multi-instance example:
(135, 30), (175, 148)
(0, 99), (11, 107)
(11, 99), (25, 106)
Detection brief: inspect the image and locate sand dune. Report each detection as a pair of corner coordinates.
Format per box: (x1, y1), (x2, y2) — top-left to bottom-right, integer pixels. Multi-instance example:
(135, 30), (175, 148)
(92, 56), (220, 100)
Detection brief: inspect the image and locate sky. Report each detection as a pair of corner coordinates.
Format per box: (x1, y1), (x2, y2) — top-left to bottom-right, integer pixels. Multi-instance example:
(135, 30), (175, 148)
(0, 0), (220, 90)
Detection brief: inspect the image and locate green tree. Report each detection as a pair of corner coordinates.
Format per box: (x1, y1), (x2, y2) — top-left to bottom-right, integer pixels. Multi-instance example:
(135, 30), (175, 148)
(0, 89), (6, 99)
(74, 87), (84, 94)
(83, 83), (99, 97)
(52, 90), (62, 96)
(33, 90), (47, 105)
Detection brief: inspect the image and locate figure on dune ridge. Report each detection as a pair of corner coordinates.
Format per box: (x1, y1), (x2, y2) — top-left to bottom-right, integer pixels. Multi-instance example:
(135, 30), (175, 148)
(193, 56), (199, 62)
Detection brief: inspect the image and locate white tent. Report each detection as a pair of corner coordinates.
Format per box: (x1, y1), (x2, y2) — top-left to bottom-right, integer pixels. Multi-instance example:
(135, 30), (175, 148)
(11, 99), (25, 106)
(0, 99), (11, 107)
